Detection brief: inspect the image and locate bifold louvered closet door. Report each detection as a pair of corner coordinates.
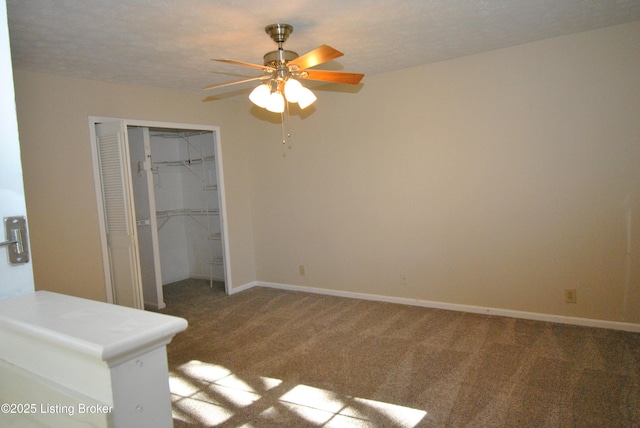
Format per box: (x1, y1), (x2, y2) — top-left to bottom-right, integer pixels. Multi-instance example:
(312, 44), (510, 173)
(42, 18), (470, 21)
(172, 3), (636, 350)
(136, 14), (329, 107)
(94, 121), (144, 309)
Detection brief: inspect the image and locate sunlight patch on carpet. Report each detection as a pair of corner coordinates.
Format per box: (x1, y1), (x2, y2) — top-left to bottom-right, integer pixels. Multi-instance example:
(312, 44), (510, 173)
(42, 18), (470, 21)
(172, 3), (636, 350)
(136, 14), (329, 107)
(171, 360), (428, 426)
(281, 384), (427, 426)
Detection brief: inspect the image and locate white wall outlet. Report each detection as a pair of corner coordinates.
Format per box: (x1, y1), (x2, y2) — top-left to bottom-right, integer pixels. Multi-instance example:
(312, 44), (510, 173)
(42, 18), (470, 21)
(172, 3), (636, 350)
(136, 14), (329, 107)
(400, 274), (408, 285)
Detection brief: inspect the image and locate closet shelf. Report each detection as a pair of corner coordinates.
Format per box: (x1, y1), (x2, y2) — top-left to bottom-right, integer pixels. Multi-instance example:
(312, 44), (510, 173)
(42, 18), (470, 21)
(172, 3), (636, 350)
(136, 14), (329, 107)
(152, 155), (214, 167)
(156, 209), (219, 217)
(150, 129), (212, 138)
(156, 209), (220, 231)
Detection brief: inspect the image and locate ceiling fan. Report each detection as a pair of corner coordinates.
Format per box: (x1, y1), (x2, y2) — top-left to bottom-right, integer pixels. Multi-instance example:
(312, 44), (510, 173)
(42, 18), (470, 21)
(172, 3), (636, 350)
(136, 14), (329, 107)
(204, 23), (364, 113)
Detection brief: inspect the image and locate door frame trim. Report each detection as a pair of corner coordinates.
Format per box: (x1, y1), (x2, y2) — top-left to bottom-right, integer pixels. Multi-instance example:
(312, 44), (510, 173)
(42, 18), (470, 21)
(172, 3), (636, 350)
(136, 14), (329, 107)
(89, 117), (233, 303)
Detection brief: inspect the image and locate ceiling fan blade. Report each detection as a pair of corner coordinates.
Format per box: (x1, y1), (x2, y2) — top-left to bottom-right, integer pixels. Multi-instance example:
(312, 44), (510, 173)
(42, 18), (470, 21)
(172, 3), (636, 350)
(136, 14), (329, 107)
(288, 45), (344, 70)
(213, 59), (272, 71)
(301, 69), (364, 85)
(203, 75), (270, 91)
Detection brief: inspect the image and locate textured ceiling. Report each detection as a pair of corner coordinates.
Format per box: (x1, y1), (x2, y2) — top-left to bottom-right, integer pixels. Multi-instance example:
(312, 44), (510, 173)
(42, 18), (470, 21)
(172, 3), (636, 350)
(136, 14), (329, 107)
(6, 0), (640, 95)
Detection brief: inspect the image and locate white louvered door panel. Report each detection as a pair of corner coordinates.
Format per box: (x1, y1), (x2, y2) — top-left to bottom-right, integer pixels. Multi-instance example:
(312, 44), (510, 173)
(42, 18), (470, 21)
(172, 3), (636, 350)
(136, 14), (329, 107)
(98, 134), (128, 233)
(95, 121), (144, 309)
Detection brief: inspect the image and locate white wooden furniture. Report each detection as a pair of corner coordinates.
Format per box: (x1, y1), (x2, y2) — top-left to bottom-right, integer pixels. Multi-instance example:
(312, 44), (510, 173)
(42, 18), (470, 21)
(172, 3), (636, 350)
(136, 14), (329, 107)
(0, 291), (187, 427)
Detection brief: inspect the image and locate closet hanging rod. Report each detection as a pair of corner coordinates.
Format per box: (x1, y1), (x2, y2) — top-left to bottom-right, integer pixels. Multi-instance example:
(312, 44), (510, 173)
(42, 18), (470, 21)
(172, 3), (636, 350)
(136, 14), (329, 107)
(156, 209), (219, 217)
(156, 209), (219, 232)
(152, 155), (215, 166)
(149, 129), (212, 138)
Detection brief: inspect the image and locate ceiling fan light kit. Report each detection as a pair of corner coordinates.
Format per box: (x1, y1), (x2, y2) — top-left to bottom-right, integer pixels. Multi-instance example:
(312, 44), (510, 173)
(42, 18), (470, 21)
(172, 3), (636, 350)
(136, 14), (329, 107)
(206, 23), (363, 141)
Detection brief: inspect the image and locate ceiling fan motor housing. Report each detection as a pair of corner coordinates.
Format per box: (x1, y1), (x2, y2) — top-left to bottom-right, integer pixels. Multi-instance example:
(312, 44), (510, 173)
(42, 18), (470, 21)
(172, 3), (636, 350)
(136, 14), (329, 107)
(263, 49), (299, 68)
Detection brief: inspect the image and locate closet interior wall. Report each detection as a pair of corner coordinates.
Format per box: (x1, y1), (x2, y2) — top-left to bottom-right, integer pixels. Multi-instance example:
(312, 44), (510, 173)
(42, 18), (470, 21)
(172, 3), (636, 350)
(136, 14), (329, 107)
(150, 129), (224, 286)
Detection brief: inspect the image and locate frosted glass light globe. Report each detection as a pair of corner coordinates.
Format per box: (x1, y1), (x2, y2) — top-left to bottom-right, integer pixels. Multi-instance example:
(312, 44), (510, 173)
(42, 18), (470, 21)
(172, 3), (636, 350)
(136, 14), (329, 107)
(249, 84), (270, 108)
(266, 91), (285, 113)
(297, 87), (317, 109)
(284, 79), (303, 103)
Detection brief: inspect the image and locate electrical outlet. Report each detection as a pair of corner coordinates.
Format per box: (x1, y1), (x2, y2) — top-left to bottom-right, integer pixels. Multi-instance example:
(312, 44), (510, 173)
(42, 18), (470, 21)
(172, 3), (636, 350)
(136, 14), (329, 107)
(299, 265), (305, 276)
(400, 274), (408, 285)
(564, 289), (577, 304)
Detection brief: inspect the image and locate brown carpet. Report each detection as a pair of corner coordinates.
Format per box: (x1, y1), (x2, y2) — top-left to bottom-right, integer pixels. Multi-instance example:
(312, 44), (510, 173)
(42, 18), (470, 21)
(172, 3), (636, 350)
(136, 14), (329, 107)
(160, 279), (640, 427)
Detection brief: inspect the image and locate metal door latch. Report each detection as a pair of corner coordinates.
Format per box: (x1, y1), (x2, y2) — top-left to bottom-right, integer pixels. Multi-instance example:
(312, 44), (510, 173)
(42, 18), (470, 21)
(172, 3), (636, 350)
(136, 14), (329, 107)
(1, 216), (29, 265)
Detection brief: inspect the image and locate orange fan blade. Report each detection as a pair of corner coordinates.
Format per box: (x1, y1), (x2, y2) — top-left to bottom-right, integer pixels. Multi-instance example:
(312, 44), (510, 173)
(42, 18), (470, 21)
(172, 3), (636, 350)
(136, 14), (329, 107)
(301, 69), (364, 85)
(288, 45), (343, 70)
(203, 75), (270, 91)
(212, 59), (272, 71)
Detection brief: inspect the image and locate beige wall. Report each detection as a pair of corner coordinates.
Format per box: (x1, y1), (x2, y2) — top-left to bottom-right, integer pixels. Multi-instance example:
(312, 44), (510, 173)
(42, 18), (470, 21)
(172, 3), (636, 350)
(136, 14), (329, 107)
(246, 21), (640, 323)
(13, 21), (640, 323)
(13, 72), (257, 300)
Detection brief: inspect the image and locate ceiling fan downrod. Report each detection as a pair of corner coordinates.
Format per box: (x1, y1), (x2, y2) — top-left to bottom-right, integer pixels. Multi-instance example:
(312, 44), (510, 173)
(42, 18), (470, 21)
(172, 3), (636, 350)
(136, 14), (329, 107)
(264, 24), (296, 144)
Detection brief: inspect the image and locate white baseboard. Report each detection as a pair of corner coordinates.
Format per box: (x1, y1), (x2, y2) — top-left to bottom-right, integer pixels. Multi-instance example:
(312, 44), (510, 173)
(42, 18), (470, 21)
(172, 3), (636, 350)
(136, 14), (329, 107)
(144, 300), (165, 311)
(251, 281), (640, 333)
(190, 274), (225, 282)
(228, 281), (259, 295)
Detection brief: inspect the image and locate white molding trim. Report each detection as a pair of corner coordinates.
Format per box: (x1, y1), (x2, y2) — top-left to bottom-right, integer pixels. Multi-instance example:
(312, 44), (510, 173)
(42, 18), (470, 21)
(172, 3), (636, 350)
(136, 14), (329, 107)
(228, 281), (259, 295)
(89, 116), (233, 302)
(253, 281), (640, 333)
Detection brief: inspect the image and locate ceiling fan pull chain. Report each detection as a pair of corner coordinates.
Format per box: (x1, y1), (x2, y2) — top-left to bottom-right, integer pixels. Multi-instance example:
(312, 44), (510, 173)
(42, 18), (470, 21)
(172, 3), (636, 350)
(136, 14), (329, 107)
(280, 101), (293, 145)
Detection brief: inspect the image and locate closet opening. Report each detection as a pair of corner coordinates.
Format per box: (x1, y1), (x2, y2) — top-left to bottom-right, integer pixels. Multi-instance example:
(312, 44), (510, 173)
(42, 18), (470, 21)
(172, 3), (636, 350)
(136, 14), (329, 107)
(89, 118), (231, 311)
